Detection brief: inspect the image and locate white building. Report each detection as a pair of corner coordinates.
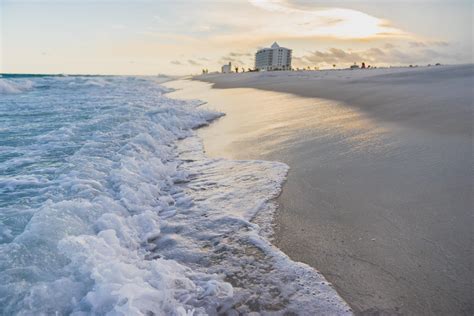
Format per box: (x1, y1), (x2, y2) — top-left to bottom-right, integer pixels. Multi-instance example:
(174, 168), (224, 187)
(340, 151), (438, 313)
(255, 42), (292, 71)
(221, 62), (232, 73)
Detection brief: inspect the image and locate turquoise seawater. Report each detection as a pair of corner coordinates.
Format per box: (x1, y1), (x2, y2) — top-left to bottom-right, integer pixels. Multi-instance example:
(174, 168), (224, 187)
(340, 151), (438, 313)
(0, 75), (350, 315)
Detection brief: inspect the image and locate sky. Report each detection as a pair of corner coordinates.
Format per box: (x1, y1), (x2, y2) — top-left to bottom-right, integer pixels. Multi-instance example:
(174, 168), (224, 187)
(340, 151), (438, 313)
(1, 0), (472, 75)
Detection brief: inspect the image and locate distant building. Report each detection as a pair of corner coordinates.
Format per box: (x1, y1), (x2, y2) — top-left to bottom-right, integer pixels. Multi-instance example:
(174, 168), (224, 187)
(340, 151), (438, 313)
(350, 63), (360, 69)
(255, 42), (292, 71)
(221, 62), (232, 73)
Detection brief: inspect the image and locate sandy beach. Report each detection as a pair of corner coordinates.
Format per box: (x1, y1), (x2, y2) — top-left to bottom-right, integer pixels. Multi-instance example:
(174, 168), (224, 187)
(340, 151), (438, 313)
(196, 65), (472, 136)
(167, 64), (473, 315)
(4, 0), (473, 314)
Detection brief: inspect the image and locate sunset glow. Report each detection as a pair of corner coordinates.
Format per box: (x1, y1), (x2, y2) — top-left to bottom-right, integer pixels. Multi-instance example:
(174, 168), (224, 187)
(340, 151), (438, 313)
(2, 0), (472, 75)
(249, 1), (409, 39)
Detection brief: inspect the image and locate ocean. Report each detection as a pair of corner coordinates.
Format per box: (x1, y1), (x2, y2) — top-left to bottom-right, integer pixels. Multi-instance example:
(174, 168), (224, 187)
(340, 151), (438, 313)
(0, 75), (349, 315)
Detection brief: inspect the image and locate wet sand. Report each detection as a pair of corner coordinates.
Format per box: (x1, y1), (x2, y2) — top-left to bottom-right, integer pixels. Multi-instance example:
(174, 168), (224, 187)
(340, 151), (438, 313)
(165, 66), (473, 315)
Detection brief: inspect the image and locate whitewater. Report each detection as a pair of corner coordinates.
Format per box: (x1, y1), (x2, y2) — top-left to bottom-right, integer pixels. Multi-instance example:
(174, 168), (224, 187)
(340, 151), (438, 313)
(0, 75), (350, 315)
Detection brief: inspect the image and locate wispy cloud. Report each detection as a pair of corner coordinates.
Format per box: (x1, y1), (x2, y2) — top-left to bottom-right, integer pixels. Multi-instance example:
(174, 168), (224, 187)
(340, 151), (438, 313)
(229, 52), (252, 57)
(409, 41), (449, 48)
(219, 51), (254, 66)
(247, 0), (410, 39)
(187, 59), (202, 66)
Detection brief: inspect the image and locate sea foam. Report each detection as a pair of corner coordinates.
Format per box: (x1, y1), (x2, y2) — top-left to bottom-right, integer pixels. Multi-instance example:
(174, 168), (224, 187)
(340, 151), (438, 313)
(0, 76), (351, 315)
(0, 78), (35, 94)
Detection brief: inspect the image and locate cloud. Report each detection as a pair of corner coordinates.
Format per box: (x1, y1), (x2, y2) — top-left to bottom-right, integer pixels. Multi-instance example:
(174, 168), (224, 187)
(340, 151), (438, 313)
(410, 40), (449, 48)
(409, 41), (427, 48)
(187, 59), (201, 66)
(299, 48), (364, 65)
(420, 48), (443, 59)
(170, 60), (182, 65)
(432, 41), (449, 47)
(296, 42), (455, 68)
(218, 51), (254, 67)
(229, 52), (252, 57)
(247, 0), (410, 39)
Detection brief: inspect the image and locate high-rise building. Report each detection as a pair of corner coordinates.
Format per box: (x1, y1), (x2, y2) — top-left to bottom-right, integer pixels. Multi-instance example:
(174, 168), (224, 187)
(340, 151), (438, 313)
(255, 42), (292, 71)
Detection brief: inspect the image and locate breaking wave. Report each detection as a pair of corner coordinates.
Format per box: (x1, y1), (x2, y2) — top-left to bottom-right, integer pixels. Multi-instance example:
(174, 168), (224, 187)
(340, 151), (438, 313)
(0, 76), (350, 315)
(0, 78), (35, 94)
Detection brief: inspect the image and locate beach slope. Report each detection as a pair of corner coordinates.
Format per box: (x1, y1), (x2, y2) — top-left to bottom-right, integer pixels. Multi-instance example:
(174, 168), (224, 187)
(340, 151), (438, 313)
(189, 65), (473, 314)
(196, 65), (473, 136)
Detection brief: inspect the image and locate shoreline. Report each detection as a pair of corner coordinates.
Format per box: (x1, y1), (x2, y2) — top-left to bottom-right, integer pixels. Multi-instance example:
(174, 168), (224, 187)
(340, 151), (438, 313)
(1, 75), (352, 315)
(164, 82), (354, 315)
(168, 66), (473, 314)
